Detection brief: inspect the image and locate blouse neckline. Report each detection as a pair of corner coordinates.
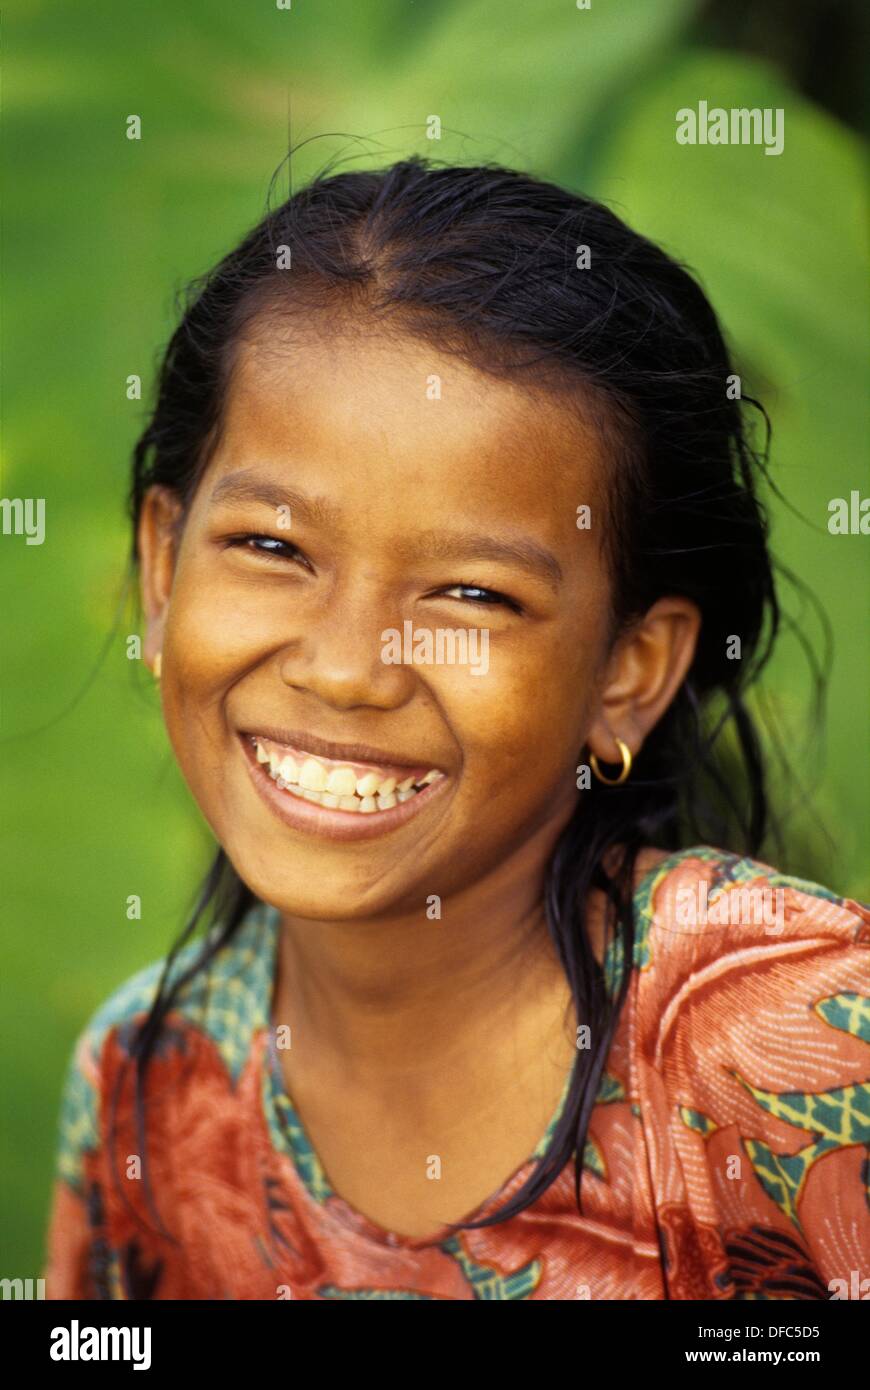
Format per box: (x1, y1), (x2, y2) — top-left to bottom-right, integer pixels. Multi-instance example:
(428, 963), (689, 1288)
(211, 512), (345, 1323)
(253, 844), (717, 1250)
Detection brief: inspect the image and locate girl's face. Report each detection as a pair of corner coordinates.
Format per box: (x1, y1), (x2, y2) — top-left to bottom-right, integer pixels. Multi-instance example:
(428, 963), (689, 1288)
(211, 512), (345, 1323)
(139, 323), (695, 920)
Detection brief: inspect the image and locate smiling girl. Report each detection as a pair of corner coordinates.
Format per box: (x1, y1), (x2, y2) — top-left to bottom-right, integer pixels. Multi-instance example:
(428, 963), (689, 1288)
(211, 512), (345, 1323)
(44, 158), (870, 1301)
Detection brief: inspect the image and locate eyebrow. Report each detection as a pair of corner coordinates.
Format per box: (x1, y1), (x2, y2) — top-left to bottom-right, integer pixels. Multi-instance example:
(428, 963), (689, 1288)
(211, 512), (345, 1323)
(392, 530), (563, 589)
(209, 470), (563, 589)
(209, 472), (343, 529)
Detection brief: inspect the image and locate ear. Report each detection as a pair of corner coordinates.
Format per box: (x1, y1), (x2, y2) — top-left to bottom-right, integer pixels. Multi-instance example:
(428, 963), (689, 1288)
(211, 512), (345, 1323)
(137, 485), (185, 670)
(587, 597), (702, 767)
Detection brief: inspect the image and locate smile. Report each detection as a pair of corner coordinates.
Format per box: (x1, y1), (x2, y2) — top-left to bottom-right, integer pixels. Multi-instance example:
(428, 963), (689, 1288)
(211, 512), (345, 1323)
(239, 732), (449, 841)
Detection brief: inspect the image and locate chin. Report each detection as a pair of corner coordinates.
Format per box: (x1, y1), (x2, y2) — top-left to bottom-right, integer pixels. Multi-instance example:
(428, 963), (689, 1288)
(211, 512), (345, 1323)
(224, 848), (411, 923)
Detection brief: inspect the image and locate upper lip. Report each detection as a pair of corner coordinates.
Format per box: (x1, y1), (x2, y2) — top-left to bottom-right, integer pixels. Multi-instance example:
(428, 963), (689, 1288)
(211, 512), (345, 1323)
(239, 725), (445, 773)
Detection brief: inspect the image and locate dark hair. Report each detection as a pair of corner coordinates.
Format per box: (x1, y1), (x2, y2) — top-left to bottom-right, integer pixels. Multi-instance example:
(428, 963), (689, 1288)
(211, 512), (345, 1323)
(118, 154), (784, 1238)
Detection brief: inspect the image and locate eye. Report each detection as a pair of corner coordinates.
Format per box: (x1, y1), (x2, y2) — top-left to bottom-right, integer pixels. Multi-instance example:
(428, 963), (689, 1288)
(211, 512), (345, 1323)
(440, 583), (522, 613)
(225, 533), (308, 564)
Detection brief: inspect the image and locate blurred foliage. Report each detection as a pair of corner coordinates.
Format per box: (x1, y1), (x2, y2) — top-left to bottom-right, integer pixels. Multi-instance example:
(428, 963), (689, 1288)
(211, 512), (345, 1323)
(2, 0), (867, 1275)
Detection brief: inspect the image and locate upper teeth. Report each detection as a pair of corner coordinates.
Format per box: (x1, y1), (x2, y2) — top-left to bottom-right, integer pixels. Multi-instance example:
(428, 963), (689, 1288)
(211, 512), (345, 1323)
(252, 737), (441, 813)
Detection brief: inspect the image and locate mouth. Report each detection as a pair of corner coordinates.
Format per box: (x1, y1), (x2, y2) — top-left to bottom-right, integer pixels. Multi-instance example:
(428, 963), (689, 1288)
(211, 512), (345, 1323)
(238, 730), (450, 841)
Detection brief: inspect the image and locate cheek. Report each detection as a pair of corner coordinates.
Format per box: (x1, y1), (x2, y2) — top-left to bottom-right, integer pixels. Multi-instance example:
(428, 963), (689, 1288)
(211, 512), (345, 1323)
(161, 551), (275, 694)
(430, 628), (599, 790)
(157, 559), (264, 788)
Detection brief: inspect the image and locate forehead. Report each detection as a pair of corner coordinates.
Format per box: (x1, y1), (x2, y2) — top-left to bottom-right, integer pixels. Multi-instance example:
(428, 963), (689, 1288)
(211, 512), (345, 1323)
(207, 320), (607, 530)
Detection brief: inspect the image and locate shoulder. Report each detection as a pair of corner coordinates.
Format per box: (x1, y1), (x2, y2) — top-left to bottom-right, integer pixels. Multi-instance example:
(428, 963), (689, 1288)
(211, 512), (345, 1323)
(53, 938), (201, 1194)
(628, 843), (869, 1048)
(72, 934), (210, 1077)
(632, 844), (869, 969)
(628, 846), (870, 1285)
(53, 902), (278, 1192)
(599, 844), (868, 993)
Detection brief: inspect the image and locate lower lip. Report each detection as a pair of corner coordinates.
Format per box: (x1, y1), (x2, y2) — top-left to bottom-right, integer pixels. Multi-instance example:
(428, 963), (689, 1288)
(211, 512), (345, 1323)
(239, 735), (450, 842)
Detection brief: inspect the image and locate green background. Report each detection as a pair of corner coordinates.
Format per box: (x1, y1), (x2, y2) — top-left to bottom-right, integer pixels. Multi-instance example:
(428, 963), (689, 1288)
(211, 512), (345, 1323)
(2, 0), (868, 1276)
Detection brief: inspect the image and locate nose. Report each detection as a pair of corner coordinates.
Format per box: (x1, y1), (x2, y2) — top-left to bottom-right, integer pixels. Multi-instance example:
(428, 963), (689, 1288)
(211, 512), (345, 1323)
(277, 577), (413, 712)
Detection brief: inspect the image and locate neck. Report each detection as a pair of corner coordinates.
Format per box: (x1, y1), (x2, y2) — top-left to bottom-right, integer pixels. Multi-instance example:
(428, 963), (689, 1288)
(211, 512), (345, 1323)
(272, 819), (575, 1090)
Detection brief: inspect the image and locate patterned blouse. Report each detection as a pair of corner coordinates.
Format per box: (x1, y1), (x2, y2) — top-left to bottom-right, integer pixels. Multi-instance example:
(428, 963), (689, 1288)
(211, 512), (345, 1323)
(43, 846), (870, 1300)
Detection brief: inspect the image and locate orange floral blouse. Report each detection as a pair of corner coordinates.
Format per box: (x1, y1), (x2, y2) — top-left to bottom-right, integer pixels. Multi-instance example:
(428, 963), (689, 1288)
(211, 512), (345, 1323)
(43, 846), (870, 1300)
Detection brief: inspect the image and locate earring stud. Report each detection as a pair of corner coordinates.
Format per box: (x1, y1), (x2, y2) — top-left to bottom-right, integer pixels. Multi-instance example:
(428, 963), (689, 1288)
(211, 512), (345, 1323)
(153, 652), (162, 681)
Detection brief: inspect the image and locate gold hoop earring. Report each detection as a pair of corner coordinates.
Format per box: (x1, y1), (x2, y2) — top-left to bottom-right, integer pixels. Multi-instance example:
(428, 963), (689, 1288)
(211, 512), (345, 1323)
(589, 738), (632, 786)
(152, 652), (162, 681)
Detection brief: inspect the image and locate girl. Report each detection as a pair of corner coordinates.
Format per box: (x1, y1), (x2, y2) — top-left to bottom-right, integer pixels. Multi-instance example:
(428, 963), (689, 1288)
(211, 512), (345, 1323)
(44, 157), (869, 1301)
